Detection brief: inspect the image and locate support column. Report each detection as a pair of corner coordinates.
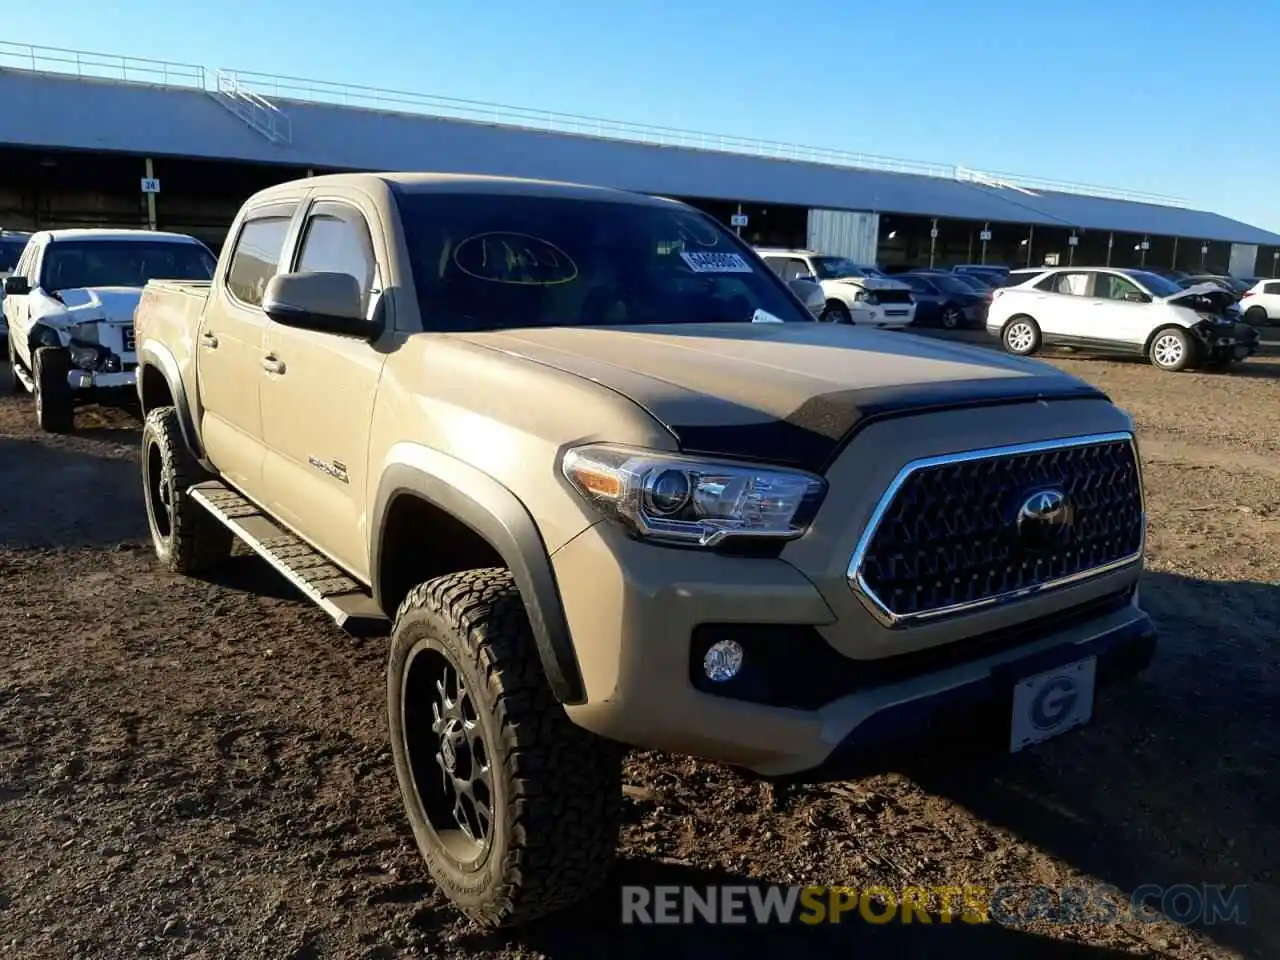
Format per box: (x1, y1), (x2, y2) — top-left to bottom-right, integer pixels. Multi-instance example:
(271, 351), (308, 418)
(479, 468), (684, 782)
(144, 157), (157, 231)
(1171, 236), (1179, 269)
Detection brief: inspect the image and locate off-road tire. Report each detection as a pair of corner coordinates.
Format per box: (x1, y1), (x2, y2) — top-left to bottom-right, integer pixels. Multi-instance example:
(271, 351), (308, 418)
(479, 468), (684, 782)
(33, 346), (74, 433)
(1148, 326), (1194, 372)
(1002, 315), (1041, 356)
(388, 568), (622, 928)
(141, 406), (233, 573)
(822, 300), (853, 324)
(6, 335), (25, 394)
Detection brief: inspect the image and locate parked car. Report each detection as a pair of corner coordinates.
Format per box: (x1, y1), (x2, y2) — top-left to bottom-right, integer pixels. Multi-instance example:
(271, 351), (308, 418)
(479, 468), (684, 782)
(1003, 267), (1050, 288)
(0, 230), (32, 339)
(1239, 278), (1280, 325)
(756, 248), (916, 327)
(986, 266), (1258, 371)
(898, 272), (990, 329)
(949, 273), (995, 293)
(2, 228), (216, 431)
(133, 171), (1156, 929)
(1177, 274), (1251, 298)
(952, 264), (1010, 286)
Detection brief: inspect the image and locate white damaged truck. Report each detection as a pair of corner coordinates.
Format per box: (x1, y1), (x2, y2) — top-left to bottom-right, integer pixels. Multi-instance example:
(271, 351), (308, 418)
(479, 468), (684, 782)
(3, 229), (216, 432)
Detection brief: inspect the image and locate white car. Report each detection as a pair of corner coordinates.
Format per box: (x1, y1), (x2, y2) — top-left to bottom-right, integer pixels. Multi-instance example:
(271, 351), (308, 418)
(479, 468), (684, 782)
(0, 230), (32, 338)
(985, 266), (1259, 372)
(1239, 278), (1280, 326)
(3, 228), (216, 431)
(756, 248), (916, 328)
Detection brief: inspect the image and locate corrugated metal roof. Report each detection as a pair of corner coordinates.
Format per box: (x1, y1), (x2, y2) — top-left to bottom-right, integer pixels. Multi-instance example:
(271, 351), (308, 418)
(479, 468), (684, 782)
(1, 67), (1276, 246)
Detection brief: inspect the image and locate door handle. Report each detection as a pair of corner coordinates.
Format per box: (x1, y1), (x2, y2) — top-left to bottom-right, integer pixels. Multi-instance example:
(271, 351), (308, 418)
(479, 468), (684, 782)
(260, 354), (286, 375)
(200, 331), (219, 348)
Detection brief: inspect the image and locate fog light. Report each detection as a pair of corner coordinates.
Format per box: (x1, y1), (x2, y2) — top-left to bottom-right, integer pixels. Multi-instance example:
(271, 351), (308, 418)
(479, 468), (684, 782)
(702, 639), (743, 682)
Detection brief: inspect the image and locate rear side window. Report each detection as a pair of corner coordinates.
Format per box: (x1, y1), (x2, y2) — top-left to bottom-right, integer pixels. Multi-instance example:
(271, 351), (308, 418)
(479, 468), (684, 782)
(226, 213), (294, 307)
(294, 203), (378, 314)
(1264, 281), (1280, 295)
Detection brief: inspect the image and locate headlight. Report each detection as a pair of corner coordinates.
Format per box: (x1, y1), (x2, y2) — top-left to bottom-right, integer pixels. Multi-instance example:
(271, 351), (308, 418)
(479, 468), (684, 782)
(69, 323), (100, 344)
(562, 444), (827, 547)
(68, 339), (103, 371)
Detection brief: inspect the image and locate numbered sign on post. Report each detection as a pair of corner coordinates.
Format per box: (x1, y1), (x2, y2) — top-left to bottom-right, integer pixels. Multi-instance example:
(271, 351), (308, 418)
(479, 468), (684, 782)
(1068, 235), (1079, 247)
(141, 178), (161, 194)
(929, 228), (939, 239)
(1140, 241), (1150, 251)
(979, 230), (992, 241)
(730, 214), (748, 228)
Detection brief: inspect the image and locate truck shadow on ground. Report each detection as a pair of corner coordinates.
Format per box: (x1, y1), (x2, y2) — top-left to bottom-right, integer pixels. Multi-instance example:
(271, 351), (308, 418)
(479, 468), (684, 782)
(905, 570), (1279, 960)
(0, 437), (146, 548)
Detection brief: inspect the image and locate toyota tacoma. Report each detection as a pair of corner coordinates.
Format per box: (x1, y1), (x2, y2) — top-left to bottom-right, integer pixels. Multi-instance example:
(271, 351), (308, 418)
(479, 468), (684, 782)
(132, 172), (1157, 927)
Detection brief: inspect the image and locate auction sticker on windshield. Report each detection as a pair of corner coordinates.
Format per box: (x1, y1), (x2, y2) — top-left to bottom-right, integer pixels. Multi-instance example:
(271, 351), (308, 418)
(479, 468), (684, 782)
(680, 251), (754, 273)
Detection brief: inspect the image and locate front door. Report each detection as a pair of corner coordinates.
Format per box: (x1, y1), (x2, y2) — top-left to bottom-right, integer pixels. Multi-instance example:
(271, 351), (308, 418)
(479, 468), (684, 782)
(196, 203), (298, 496)
(258, 197), (386, 580)
(1089, 272), (1155, 352)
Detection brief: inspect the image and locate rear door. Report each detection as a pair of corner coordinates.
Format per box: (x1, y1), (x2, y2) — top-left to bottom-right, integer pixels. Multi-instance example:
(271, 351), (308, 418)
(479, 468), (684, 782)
(196, 201), (299, 497)
(1031, 270), (1093, 340)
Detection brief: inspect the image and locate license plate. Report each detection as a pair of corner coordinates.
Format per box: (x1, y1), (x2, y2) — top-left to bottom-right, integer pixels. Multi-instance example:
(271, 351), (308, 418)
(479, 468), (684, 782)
(122, 326), (136, 352)
(1009, 657), (1096, 752)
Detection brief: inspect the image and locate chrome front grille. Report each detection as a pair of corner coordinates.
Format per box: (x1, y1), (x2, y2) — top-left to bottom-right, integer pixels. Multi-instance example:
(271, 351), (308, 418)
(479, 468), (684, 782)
(848, 433), (1144, 626)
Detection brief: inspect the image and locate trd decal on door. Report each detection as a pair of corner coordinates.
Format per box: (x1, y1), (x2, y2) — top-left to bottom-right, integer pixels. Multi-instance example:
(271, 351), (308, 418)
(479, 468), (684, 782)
(307, 456), (350, 484)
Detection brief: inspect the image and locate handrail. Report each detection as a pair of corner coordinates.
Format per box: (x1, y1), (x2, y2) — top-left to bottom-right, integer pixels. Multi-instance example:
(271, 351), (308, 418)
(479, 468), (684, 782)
(0, 39), (1190, 208)
(0, 39), (204, 89)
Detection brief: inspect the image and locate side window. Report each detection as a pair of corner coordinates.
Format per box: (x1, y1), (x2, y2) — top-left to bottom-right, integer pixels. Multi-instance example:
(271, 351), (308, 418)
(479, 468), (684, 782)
(1264, 281), (1280, 296)
(781, 259), (812, 282)
(225, 213), (294, 308)
(1044, 272), (1091, 296)
(761, 256), (786, 278)
(1096, 274), (1144, 301)
(294, 203), (378, 313)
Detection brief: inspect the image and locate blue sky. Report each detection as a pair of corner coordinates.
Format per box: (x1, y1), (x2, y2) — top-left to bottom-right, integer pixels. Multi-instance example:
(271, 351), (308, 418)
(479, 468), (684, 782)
(22, 0), (1280, 231)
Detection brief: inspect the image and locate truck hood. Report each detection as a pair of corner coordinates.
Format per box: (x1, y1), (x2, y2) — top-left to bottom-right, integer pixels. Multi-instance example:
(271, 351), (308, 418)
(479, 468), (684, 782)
(41, 286), (143, 327)
(463, 323), (1105, 471)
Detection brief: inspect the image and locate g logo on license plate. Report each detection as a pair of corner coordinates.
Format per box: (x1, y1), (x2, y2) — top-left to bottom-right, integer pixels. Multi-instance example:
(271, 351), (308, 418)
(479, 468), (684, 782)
(1029, 676), (1079, 730)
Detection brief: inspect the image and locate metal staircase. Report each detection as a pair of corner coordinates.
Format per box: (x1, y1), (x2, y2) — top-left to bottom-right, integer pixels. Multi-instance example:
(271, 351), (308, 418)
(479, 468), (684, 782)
(207, 69), (292, 145)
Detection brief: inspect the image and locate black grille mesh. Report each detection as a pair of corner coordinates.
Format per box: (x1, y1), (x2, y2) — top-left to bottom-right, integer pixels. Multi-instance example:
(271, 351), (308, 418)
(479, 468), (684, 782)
(856, 438), (1143, 619)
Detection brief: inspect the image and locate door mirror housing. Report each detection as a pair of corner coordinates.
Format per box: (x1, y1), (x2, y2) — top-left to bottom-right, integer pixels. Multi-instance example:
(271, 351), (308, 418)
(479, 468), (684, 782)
(3, 275), (30, 296)
(787, 277), (826, 317)
(262, 271), (372, 337)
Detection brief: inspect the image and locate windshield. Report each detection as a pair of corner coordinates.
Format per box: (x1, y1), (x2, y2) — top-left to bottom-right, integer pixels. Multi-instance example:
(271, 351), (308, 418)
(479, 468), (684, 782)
(0, 237), (26, 272)
(39, 240), (216, 291)
(394, 192), (812, 330)
(1123, 270), (1183, 298)
(811, 256), (871, 279)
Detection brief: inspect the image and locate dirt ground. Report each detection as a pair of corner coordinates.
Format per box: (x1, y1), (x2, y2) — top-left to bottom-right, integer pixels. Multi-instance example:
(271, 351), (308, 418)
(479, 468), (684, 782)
(1, 331), (1277, 960)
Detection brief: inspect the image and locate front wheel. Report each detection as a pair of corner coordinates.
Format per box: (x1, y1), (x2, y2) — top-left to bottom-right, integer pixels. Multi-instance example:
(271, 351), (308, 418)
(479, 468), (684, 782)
(1148, 327), (1193, 372)
(141, 406), (233, 573)
(388, 568), (623, 928)
(33, 346), (73, 433)
(1002, 316), (1041, 356)
(822, 300), (853, 324)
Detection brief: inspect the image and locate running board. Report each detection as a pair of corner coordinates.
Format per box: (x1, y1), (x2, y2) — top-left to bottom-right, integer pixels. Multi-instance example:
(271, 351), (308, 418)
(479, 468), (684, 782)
(11, 362), (33, 393)
(188, 481), (389, 637)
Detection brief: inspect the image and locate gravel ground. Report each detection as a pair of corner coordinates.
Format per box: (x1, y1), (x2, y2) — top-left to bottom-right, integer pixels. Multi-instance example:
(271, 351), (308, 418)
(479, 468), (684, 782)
(1, 332), (1277, 960)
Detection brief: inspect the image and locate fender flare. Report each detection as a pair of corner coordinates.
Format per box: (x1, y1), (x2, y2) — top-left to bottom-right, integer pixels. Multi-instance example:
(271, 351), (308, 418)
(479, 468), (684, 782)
(371, 448), (586, 705)
(137, 341), (205, 462)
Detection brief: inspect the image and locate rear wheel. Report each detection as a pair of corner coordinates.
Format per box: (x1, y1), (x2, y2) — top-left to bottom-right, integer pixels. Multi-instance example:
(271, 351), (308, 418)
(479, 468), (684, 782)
(822, 300), (852, 324)
(1244, 306), (1268, 326)
(141, 406), (233, 573)
(33, 346), (73, 433)
(1148, 326), (1193, 372)
(940, 304), (965, 330)
(1002, 316), (1041, 356)
(388, 568), (622, 927)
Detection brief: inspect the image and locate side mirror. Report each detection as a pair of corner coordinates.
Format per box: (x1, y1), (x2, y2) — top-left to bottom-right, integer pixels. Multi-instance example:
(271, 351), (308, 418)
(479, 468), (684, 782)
(788, 277), (826, 317)
(4, 275), (30, 296)
(262, 271), (370, 337)
(1123, 292), (1148, 303)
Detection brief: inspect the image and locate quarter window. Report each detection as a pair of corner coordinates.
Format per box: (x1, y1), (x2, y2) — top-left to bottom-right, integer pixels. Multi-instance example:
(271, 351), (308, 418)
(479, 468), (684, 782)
(1264, 281), (1280, 296)
(226, 213), (294, 307)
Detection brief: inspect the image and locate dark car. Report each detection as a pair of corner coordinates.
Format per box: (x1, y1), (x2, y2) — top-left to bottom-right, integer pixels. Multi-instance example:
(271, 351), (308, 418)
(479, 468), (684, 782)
(1179, 274), (1251, 298)
(899, 272), (991, 329)
(952, 264), (1010, 286)
(949, 273), (995, 293)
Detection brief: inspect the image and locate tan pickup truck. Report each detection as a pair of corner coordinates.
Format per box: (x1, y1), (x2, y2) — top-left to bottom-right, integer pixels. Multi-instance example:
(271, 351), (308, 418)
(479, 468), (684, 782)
(132, 172), (1157, 927)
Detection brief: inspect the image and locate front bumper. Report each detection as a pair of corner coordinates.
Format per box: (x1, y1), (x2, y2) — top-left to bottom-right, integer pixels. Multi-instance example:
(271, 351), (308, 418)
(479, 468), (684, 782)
(555, 519), (1152, 778)
(857, 304), (915, 329)
(1202, 323), (1259, 361)
(68, 368), (136, 390)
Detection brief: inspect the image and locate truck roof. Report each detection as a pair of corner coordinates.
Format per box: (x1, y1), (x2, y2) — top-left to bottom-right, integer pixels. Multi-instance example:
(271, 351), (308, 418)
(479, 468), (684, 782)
(258, 172), (681, 208)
